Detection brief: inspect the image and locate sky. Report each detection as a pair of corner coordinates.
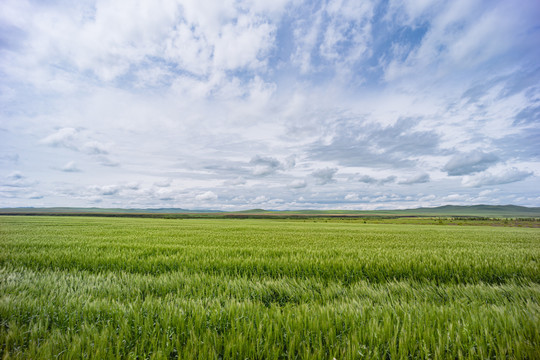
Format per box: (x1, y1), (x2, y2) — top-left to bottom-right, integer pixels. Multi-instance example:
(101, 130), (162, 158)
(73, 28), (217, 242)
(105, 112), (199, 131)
(1, 0), (539, 210)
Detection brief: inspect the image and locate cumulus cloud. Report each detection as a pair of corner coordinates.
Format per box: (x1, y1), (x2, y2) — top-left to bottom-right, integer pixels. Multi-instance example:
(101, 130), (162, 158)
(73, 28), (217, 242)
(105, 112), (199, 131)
(462, 168), (533, 188)
(2, 172), (37, 188)
(399, 173), (430, 185)
(125, 182), (140, 191)
(288, 179), (307, 189)
(40, 128), (78, 149)
(284, 155), (296, 169)
(250, 155), (284, 176)
(0, 0), (284, 86)
(87, 183), (140, 197)
(97, 156), (120, 167)
(443, 151), (499, 176)
(195, 191), (218, 201)
(310, 118), (439, 168)
(224, 177), (247, 186)
(61, 161), (81, 172)
(312, 167), (337, 185)
(358, 175), (378, 184)
(154, 178), (172, 187)
(81, 141), (109, 155)
(358, 175), (396, 185)
(292, 0), (375, 76)
(478, 189), (499, 197)
(90, 185), (121, 196)
(251, 195), (267, 204)
(40, 128), (110, 156)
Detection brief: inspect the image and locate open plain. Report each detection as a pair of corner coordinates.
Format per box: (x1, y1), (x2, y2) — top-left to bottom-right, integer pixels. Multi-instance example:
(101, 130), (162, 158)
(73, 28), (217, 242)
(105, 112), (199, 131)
(1, 216), (539, 359)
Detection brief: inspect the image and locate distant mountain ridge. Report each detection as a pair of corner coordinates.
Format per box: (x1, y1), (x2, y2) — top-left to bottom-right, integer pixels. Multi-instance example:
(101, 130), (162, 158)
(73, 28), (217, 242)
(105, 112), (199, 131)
(235, 205), (540, 217)
(389, 204), (540, 217)
(1, 205), (539, 217)
(0, 207), (223, 214)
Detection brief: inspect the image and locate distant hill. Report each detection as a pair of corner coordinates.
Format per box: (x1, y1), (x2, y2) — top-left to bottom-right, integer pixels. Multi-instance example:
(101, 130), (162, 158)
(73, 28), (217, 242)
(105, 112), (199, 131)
(230, 205), (540, 218)
(1, 205), (538, 218)
(379, 205), (540, 217)
(0, 207), (223, 214)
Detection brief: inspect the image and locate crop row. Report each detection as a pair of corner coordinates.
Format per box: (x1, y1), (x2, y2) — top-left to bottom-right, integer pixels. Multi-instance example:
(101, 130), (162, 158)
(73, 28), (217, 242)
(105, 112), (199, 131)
(1, 217), (539, 285)
(2, 267), (539, 359)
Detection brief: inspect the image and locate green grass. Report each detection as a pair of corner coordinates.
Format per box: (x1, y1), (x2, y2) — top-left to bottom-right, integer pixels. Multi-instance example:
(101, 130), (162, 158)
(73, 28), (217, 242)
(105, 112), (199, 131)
(1, 216), (539, 359)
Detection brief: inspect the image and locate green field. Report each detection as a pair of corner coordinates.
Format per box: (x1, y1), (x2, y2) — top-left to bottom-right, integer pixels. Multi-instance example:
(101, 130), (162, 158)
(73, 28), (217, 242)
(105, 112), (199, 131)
(1, 216), (539, 359)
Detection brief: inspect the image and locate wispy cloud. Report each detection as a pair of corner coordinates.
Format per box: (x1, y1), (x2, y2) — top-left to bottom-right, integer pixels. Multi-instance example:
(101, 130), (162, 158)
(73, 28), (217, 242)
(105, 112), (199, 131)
(40, 128), (111, 157)
(1, 172), (37, 188)
(249, 154), (295, 177)
(462, 168), (533, 188)
(288, 179), (307, 189)
(443, 151), (499, 176)
(312, 168), (337, 185)
(399, 173), (430, 185)
(310, 118), (439, 168)
(196, 191), (218, 202)
(60, 161), (81, 173)
(358, 175), (396, 185)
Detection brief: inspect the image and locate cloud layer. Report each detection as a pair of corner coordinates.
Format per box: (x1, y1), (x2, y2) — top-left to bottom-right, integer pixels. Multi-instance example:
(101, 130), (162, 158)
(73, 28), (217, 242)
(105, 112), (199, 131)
(1, 0), (539, 209)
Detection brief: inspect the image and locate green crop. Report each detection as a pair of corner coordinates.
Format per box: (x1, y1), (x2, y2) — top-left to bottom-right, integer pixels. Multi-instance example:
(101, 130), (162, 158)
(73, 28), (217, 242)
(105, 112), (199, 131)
(1, 216), (539, 359)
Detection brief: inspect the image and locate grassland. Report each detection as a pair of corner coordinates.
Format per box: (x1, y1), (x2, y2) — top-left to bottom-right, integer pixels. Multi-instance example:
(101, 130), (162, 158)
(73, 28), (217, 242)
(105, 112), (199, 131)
(1, 216), (539, 359)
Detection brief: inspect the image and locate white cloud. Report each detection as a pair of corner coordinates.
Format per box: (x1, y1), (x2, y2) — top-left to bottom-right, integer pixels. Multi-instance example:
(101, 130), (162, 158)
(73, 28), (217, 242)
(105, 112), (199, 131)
(462, 168), (534, 188)
(252, 195), (267, 204)
(40, 128), (110, 156)
(292, 0), (375, 76)
(154, 178), (173, 187)
(250, 155), (284, 176)
(90, 185), (121, 196)
(224, 177), (247, 186)
(399, 173), (430, 185)
(82, 141), (109, 155)
(97, 156), (120, 167)
(7, 172), (23, 180)
(195, 191), (218, 201)
(443, 151), (499, 176)
(1, 172), (37, 188)
(40, 128), (78, 149)
(61, 161), (81, 173)
(383, 0), (539, 83)
(478, 189), (499, 197)
(0, 0), (287, 90)
(288, 179), (307, 189)
(358, 175), (396, 185)
(213, 15), (275, 71)
(311, 168), (338, 185)
(386, 0), (441, 25)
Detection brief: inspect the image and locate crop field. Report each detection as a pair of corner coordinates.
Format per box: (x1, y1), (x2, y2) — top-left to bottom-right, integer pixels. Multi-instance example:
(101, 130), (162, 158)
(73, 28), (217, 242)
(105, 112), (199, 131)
(1, 216), (539, 359)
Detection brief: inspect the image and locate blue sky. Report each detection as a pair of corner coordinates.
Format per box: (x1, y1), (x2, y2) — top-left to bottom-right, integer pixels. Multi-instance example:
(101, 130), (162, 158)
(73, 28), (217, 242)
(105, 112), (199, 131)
(1, 0), (539, 210)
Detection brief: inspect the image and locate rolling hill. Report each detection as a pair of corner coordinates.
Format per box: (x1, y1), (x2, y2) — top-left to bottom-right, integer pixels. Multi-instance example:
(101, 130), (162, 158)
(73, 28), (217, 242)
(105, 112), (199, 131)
(1, 205), (539, 218)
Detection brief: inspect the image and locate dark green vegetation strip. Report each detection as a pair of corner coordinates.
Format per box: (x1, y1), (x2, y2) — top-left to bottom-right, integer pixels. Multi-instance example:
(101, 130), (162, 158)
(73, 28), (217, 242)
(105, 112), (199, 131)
(2, 204), (540, 222)
(1, 216), (539, 359)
